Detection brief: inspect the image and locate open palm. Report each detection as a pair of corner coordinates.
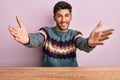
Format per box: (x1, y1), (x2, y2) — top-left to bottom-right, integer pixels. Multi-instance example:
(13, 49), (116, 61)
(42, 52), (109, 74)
(8, 16), (29, 44)
(88, 21), (114, 47)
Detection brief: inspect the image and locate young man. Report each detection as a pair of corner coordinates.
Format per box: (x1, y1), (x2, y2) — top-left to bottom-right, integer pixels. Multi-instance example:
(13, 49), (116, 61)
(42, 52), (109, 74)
(8, 1), (114, 67)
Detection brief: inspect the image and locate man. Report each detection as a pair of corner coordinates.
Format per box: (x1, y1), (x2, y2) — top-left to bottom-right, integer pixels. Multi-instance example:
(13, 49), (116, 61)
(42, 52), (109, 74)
(8, 1), (114, 67)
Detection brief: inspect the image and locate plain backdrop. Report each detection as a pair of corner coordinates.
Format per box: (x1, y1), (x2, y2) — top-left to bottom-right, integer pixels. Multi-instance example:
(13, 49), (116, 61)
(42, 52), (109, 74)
(0, 0), (120, 67)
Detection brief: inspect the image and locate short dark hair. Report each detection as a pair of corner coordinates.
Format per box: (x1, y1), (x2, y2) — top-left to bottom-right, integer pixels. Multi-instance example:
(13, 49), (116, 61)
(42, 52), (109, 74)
(53, 1), (72, 15)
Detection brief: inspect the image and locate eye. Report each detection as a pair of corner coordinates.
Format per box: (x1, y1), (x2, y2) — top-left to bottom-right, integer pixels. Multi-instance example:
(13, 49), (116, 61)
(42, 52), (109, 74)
(57, 14), (62, 18)
(65, 14), (70, 17)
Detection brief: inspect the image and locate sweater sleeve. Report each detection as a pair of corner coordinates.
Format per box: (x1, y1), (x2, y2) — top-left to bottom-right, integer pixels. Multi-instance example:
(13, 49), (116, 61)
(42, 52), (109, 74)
(24, 33), (45, 48)
(75, 37), (95, 53)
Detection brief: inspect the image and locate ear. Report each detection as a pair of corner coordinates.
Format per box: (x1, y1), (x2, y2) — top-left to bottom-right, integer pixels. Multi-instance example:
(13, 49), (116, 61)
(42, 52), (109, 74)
(70, 14), (72, 20)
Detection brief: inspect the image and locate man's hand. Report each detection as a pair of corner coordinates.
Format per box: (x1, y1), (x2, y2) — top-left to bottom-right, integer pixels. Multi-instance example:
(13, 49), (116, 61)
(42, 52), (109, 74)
(8, 16), (29, 44)
(88, 21), (114, 47)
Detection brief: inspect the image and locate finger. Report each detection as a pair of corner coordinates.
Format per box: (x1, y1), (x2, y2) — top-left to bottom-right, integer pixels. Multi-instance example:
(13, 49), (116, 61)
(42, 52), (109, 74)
(102, 29), (115, 33)
(8, 26), (19, 37)
(16, 16), (25, 29)
(9, 30), (20, 40)
(99, 36), (109, 41)
(10, 30), (19, 38)
(101, 32), (113, 37)
(101, 29), (114, 37)
(8, 25), (19, 32)
(93, 21), (103, 32)
(8, 28), (19, 37)
(10, 30), (18, 36)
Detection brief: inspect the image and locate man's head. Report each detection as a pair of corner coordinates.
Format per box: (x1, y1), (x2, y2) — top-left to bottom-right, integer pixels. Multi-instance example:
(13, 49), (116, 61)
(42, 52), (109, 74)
(53, 1), (72, 15)
(53, 1), (72, 32)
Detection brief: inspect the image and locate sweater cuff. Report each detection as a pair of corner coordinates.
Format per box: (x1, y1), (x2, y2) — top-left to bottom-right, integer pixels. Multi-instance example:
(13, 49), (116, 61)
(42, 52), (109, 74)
(87, 38), (96, 48)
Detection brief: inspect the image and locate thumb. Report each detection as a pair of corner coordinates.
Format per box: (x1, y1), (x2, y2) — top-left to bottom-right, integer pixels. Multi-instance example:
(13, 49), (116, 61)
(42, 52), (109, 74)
(16, 16), (25, 29)
(92, 21), (103, 33)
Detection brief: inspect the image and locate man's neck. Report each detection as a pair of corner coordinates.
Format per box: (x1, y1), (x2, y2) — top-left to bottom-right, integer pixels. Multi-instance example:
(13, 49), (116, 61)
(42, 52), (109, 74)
(55, 26), (68, 32)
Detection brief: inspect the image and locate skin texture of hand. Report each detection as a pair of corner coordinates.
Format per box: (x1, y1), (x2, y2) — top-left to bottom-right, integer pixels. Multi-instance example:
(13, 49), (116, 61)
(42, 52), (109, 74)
(8, 16), (29, 44)
(88, 21), (115, 47)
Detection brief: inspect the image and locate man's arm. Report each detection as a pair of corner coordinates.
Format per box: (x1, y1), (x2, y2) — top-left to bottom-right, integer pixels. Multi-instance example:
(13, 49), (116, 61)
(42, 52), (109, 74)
(75, 37), (95, 53)
(24, 33), (45, 47)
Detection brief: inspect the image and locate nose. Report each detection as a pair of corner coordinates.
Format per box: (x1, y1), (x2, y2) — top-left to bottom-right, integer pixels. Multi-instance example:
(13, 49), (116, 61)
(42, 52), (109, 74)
(62, 17), (66, 22)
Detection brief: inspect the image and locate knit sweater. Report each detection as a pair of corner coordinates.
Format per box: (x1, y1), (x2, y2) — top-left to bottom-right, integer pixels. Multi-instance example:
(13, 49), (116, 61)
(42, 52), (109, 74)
(25, 27), (95, 67)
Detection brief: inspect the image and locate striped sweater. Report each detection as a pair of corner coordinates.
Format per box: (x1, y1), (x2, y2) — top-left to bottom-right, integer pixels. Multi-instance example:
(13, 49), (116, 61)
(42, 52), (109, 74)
(25, 27), (94, 67)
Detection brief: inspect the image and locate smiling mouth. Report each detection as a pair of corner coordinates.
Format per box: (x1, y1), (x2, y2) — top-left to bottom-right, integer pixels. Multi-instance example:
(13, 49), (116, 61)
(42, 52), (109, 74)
(61, 22), (67, 27)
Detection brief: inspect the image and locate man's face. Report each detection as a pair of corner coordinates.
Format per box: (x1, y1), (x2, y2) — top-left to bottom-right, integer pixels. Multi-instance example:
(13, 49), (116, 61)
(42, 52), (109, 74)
(54, 9), (72, 32)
